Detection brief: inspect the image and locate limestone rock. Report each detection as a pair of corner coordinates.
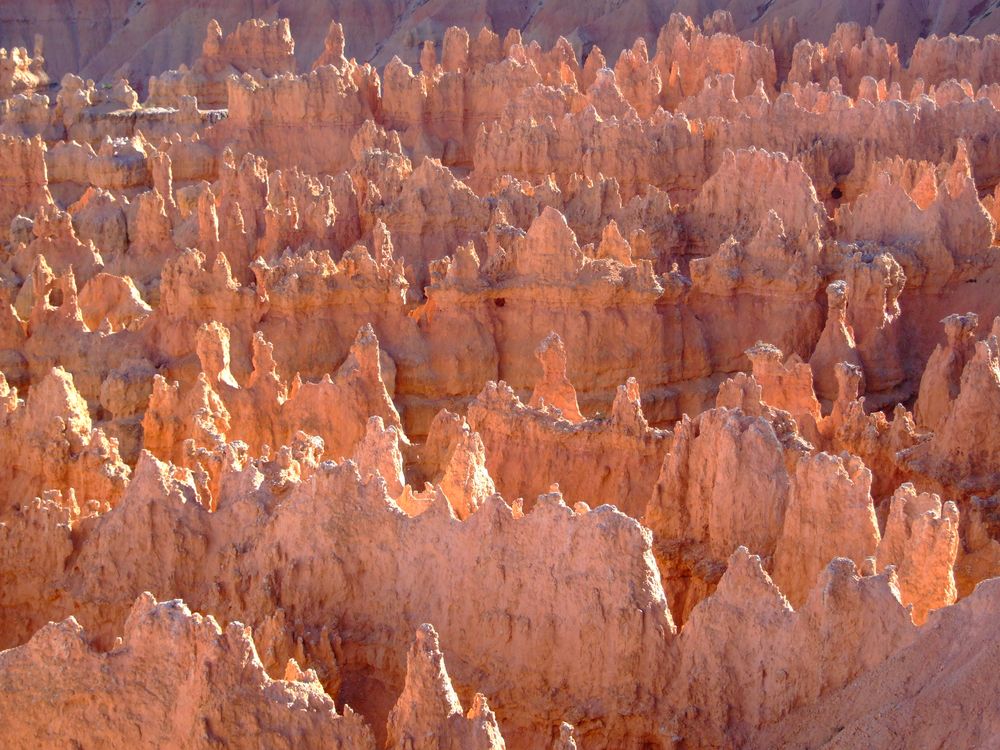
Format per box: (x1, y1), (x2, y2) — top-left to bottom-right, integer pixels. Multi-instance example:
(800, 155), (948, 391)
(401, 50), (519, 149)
(0, 593), (376, 749)
(0, 11), (999, 750)
(771, 451), (880, 608)
(386, 624), (506, 750)
(528, 332), (583, 423)
(876, 483), (960, 624)
(914, 312), (979, 430)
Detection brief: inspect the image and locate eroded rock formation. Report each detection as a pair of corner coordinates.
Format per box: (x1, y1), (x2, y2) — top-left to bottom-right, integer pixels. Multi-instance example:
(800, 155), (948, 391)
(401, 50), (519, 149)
(2, 10), (1000, 750)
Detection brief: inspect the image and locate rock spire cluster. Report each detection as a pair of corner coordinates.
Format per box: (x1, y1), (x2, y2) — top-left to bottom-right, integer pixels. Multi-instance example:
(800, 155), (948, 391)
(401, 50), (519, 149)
(0, 10), (1000, 749)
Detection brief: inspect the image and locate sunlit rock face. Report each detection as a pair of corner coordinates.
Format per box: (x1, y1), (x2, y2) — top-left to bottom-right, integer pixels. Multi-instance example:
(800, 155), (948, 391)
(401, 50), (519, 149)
(1, 8), (1000, 750)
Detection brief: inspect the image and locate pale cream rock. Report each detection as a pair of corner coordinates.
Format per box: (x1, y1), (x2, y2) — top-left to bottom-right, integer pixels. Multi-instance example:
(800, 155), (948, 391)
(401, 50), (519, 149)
(0, 135), (52, 227)
(0, 39), (48, 98)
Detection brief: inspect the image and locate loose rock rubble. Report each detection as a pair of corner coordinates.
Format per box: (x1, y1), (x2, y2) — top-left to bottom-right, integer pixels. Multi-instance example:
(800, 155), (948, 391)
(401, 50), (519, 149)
(1, 10), (1000, 749)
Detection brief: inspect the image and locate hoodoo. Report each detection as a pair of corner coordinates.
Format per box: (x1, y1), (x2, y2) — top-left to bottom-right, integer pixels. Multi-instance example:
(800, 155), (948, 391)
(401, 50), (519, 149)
(0, 4), (999, 748)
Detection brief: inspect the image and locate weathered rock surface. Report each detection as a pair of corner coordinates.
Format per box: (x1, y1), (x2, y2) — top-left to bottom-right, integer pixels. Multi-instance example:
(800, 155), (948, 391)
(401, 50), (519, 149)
(1, 9), (1000, 750)
(0, 593), (377, 749)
